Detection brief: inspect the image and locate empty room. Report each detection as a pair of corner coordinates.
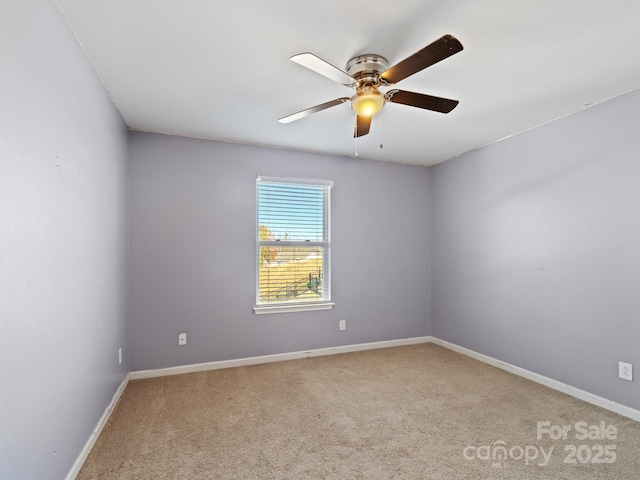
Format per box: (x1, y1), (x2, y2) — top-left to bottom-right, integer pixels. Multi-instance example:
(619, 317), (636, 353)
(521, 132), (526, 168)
(1, 1), (639, 479)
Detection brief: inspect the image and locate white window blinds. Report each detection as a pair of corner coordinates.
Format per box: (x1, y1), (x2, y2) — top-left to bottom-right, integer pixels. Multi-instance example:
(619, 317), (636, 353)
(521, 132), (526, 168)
(256, 176), (332, 306)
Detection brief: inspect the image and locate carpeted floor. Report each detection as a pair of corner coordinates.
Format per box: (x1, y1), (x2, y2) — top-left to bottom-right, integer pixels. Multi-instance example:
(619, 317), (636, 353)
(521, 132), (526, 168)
(78, 344), (640, 479)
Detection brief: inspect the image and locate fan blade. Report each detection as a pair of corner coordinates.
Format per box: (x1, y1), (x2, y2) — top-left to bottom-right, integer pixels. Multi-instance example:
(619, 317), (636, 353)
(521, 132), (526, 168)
(386, 90), (459, 113)
(354, 115), (371, 137)
(291, 53), (356, 86)
(279, 98), (349, 124)
(380, 35), (463, 85)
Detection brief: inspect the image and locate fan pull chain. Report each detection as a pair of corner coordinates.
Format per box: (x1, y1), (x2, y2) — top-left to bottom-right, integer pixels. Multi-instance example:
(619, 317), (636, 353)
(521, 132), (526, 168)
(379, 110), (384, 150)
(354, 121), (359, 157)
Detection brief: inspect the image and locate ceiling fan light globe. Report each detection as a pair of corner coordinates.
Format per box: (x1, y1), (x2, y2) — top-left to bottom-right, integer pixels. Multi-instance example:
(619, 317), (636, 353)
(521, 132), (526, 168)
(351, 92), (385, 117)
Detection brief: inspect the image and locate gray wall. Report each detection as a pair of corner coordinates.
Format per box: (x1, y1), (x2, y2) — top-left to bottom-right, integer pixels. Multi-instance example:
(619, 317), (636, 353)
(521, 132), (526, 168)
(0, 1), (129, 479)
(432, 89), (640, 410)
(129, 132), (432, 371)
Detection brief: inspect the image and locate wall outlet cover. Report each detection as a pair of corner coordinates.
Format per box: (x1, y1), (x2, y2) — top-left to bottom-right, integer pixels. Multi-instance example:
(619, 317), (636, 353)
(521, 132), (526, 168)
(618, 361), (633, 381)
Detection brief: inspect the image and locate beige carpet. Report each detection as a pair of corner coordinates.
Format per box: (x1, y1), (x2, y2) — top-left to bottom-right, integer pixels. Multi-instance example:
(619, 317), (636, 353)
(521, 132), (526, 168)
(78, 344), (640, 479)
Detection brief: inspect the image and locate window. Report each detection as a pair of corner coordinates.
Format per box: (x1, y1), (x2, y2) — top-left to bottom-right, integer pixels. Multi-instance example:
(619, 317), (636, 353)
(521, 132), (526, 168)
(254, 176), (333, 314)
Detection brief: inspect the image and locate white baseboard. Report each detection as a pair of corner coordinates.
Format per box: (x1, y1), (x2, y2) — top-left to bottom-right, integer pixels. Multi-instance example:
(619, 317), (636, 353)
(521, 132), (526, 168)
(66, 374), (129, 480)
(431, 337), (640, 422)
(130, 336), (433, 380)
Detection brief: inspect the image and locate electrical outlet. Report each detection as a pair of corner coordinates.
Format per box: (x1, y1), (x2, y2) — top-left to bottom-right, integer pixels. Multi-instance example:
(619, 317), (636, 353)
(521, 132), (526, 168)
(178, 333), (187, 346)
(118, 348), (122, 366)
(619, 361), (633, 381)
(339, 320), (346, 331)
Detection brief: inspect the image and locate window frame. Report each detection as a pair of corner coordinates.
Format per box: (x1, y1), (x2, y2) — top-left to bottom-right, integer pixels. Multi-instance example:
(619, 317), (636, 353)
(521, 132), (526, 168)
(254, 175), (334, 315)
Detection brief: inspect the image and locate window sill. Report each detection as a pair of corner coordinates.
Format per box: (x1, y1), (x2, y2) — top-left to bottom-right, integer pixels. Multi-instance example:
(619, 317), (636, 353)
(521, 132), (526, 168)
(254, 302), (335, 315)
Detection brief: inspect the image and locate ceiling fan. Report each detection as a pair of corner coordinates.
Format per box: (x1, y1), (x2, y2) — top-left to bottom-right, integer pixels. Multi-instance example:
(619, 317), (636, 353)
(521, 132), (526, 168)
(279, 34), (463, 137)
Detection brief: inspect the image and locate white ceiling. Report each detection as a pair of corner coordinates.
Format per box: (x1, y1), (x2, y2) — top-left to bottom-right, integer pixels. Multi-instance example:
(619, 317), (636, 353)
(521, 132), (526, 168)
(55, 0), (640, 166)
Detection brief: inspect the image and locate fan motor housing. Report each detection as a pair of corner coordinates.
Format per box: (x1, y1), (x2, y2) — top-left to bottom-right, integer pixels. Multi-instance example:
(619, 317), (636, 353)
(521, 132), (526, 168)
(346, 54), (389, 84)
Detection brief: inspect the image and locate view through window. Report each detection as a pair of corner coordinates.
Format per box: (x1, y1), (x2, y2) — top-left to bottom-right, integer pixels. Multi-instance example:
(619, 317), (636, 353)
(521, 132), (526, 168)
(256, 176), (332, 306)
